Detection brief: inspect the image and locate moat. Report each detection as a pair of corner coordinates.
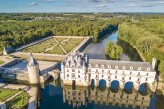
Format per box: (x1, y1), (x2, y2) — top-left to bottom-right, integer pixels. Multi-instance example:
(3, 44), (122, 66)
(39, 31), (163, 109)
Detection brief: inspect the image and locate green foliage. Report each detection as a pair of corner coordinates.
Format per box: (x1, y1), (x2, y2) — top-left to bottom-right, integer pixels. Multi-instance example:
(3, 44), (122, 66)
(159, 60), (164, 79)
(0, 89), (19, 102)
(105, 42), (123, 60)
(118, 15), (164, 80)
(0, 60), (4, 65)
(0, 15), (118, 51)
(6, 91), (29, 109)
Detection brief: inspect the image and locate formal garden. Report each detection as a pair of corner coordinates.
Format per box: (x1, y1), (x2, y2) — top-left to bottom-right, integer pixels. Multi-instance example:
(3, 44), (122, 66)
(0, 88), (29, 109)
(0, 88), (19, 102)
(22, 37), (84, 54)
(6, 91), (29, 109)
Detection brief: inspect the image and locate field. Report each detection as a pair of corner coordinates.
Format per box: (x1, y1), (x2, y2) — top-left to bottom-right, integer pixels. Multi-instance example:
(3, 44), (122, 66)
(0, 89), (19, 102)
(22, 37), (84, 54)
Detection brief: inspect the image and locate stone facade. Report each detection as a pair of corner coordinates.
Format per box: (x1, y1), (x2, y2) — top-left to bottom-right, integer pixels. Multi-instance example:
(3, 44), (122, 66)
(61, 52), (157, 92)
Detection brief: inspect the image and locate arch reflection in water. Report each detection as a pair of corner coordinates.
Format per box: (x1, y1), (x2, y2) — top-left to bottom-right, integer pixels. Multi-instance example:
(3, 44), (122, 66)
(63, 85), (152, 109)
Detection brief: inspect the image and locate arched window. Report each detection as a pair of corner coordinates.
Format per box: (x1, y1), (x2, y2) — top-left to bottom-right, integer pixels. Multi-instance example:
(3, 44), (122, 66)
(138, 67), (141, 70)
(130, 66), (133, 70)
(95, 64), (99, 68)
(101, 65), (104, 68)
(147, 67), (150, 71)
(108, 65), (111, 69)
(115, 66), (118, 69)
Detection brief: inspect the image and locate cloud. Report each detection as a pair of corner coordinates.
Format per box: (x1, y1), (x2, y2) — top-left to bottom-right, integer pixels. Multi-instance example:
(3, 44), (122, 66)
(154, 1), (164, 4)
(43, 0), (54, 2)
(140, 4), (156, 7)
(95, 4), (108, 7)
(88, 0), (115, 3)
(27, 2), (38, 6)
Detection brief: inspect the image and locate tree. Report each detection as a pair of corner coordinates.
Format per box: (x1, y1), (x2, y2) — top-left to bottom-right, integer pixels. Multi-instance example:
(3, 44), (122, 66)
(105, 42), (123, 60)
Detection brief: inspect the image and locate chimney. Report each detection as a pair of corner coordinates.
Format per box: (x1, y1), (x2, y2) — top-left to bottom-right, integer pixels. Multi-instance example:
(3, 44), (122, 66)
(152, 58), (156, 70)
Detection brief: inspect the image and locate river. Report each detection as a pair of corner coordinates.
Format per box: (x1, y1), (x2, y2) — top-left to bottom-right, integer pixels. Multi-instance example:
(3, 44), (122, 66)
(38, 30), (163, 109)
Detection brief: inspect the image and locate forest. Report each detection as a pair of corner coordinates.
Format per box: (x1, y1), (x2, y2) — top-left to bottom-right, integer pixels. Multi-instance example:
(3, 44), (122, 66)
(0, 13), (120, 51)
(118, 14), (164, 80)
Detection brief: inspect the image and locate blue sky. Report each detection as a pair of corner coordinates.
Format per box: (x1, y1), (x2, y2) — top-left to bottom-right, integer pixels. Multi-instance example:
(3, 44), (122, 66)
(0, 0), (164, 13)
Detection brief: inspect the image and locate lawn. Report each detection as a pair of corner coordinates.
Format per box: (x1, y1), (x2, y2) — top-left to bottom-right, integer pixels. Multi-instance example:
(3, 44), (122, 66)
(0, 60), (4, 65)
(0, 89), (19, 102)
(47, 46), (65, 54)
(6, 91), (29, 109)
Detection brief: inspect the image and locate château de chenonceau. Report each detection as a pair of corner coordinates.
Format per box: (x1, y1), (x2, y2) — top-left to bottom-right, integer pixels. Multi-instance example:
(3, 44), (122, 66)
(61, 52), (157, 92)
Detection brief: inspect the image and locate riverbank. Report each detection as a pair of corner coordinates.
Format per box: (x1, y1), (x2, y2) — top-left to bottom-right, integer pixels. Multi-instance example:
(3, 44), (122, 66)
(118, 37), (145, 62)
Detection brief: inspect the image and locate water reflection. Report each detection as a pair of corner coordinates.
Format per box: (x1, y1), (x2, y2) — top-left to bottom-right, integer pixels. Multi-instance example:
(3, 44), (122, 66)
(63, 85), (152, 109)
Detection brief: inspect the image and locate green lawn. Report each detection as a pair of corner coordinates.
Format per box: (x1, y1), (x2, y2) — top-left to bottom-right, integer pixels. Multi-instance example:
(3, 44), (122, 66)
(47, 46), (65, 54)
(0, 60), (4, 65)
(6, 91), (29, 109)
(0, 89), (19, 102)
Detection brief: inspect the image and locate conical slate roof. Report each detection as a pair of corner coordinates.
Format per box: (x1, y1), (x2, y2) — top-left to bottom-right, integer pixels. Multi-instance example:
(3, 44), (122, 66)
(27, 53), (38, 66)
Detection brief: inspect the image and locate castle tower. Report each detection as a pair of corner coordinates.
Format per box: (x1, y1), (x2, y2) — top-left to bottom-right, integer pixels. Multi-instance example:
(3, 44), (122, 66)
(152, 58), (156, 70)
(27, 53), (40, 84)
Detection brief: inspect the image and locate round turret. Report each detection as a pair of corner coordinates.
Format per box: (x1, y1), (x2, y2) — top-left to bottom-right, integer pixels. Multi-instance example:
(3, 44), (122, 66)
(27, 53), (40, 84)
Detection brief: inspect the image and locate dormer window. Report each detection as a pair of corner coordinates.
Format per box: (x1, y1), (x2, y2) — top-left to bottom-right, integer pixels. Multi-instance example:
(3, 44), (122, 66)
(72, 65), (75, 68)
(122, 66), (126, 70)
(115, 66), (118, 69)
(130, 66), (133, 70)
(138, 67), (141, 71)
(95, 64), (99, 68)
(108, 65), (111, 69)
(89, 64), (92, 68)
(101, 65), (104, 68)
(147, 67), (150, 71)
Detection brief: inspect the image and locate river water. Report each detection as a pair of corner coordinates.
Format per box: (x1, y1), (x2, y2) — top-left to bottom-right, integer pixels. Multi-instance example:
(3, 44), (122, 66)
(39, 30), (163, 109)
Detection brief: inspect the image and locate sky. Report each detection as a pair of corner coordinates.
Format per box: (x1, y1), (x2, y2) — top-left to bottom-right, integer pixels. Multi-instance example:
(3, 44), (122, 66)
(0, 0), (164, 13)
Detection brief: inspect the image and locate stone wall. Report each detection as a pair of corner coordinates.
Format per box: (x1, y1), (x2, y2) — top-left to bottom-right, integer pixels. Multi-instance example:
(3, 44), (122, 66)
(1, 73), (29, 81)
(72, 37), (92, 52)
(12, 52), (66, 61)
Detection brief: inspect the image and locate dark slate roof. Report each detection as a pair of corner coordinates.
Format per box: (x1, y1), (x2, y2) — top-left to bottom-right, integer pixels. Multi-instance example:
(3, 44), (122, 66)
(89, 59), (154, 72)
(27, 53), (38, 66)
(4, 46), (14, 53)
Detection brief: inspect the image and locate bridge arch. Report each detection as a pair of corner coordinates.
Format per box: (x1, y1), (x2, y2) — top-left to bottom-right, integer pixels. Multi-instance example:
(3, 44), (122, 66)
(139, 82), (151, 96)
(124, 81), (134, 94)
(98, 79), (107, 90)
(110, 80), (120, 93)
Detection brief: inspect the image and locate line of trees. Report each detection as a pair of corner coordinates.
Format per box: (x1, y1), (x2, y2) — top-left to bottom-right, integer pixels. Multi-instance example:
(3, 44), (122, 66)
(0, 19), (118, 51)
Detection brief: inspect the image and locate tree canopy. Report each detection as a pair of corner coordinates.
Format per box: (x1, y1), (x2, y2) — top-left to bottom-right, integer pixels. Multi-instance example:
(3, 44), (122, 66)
(105, 42), (123, 60)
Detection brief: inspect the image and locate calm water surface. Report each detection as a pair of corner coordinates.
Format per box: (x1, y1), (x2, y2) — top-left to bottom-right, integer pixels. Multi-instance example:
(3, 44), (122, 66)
(39, 31), (163, 109)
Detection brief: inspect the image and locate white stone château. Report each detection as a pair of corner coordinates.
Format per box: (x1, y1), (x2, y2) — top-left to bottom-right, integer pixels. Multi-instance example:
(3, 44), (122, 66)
(60, 52), (157, 91)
